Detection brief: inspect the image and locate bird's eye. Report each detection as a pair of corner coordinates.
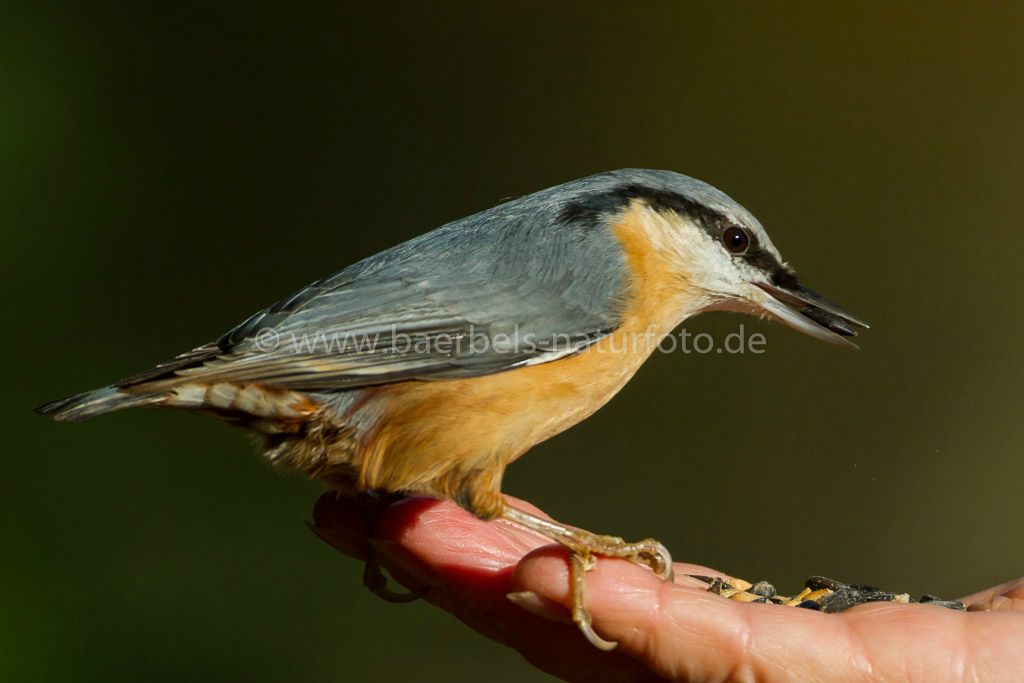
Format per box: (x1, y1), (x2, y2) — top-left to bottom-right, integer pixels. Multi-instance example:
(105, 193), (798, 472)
(722, 226), (750, 254)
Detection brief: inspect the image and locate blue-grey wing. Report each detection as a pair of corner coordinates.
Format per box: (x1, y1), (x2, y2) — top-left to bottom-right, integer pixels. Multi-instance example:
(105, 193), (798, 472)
(122, 179), (630, 391)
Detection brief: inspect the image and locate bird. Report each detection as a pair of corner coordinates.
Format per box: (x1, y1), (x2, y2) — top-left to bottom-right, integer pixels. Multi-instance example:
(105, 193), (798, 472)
(37, 169), (867, 650)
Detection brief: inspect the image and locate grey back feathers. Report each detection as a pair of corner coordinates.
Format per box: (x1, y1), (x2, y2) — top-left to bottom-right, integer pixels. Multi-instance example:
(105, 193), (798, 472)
(38, 169), (758, 418)
(170, 174), (635, 390)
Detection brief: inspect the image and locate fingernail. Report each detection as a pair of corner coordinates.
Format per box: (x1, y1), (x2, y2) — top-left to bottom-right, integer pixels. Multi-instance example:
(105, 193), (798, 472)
(506, 591), (572, 623)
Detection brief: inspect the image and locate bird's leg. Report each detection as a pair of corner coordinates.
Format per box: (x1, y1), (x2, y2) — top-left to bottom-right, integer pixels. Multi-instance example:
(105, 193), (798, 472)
(357, 491), (431, 603)
(502, 505), (673, 650)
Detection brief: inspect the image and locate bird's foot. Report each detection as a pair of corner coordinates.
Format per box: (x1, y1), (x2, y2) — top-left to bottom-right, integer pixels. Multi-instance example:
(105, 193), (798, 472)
(502, 506), (673, 650)
(308, 489), (428, 604)
(564, 532), (673, 650)
(362, 545), (430, 603)
(691, 574), (966, 612)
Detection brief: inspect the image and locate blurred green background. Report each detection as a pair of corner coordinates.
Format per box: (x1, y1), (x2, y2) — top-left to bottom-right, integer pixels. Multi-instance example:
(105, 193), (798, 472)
(4, 2), (1023, 681)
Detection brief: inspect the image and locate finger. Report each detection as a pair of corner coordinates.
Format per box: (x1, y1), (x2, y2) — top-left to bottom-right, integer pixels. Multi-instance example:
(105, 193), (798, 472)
(313, 495), (1024, 680)
(513, 547), (830, 681)
(309, 493), (551, 555)
(376, 497), (551, 572)
(362, 497), (663, 681)
(311, 493), (728, 591)
(309, 493), (373, 560)
(514, 549), (1024, 681)
(959, 576), (1024, 612)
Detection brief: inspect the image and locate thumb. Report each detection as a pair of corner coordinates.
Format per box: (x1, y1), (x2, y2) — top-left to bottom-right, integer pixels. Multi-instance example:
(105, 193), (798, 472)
(510, 547), (850, 681)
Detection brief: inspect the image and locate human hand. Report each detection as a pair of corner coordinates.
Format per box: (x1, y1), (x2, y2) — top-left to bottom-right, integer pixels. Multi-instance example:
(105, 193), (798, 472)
(310, 494), (1024, 682)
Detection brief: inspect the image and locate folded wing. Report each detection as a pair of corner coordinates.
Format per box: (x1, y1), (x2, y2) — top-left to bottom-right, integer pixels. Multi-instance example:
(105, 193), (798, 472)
(119, 190), (629, 393)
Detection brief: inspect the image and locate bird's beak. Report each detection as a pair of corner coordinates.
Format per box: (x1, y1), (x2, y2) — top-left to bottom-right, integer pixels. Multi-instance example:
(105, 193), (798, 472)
(752, 277), (869, 348)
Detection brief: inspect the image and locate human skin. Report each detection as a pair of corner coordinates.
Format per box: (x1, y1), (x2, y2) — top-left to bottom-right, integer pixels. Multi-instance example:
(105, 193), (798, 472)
(309, 494), (1024, 682)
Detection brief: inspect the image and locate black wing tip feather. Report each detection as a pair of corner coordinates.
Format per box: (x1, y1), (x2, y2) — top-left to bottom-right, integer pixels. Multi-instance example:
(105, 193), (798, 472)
(35, 395), (80, 420)
(35, 390), (109, 421)
(36, 387), (169, 421)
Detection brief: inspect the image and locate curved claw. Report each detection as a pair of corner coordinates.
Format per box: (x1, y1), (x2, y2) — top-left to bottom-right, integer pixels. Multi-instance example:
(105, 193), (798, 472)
(578, 616), (618, 651)
(569, 552), (618, 651)
(305, 516), (428, 604)
(363, 552), (429, 603)
(638, 540), (674, 581)
(366, 578), (429, 603)
(499, 507), (673, 650)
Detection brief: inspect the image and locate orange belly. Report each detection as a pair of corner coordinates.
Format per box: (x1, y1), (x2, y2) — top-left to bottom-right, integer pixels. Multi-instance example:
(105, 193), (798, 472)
(351, 318), (662, 507)
(335, 203), (702, 517)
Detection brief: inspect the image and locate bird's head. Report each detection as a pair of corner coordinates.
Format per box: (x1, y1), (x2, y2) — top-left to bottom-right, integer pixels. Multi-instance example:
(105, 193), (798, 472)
(564, 170), (868, 345)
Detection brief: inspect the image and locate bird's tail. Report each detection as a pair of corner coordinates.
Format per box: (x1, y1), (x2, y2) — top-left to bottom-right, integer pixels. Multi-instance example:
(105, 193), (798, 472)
(36, 386), (170, 422)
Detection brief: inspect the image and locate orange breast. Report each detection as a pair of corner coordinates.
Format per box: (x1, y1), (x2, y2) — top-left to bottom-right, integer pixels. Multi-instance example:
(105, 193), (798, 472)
(349, 202), (701, 507)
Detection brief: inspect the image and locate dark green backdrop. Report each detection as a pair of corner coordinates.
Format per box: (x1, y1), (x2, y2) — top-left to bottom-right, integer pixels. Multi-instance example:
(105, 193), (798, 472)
(4, 3), (1022, 681)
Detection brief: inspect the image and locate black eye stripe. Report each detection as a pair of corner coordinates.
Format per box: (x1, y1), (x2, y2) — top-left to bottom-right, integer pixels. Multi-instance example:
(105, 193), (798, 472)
(559, 184), (776, 268)
(559, 183), (733, 233)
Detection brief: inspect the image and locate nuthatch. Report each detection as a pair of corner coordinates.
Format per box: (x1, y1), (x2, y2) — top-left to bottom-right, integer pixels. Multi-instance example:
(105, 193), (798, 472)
(38, 169), (867, 649)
